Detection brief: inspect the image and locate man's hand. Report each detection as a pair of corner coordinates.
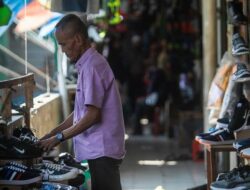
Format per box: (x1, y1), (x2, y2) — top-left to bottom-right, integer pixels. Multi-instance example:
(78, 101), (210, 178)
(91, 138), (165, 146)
(37, 136), (60, 152)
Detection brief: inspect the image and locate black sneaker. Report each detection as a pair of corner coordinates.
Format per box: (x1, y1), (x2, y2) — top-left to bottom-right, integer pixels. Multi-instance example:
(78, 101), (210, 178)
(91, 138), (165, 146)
(228, 96), (249, 132)
(0, 135), (43, 159)
(34, 162), (78, 181)
(210, 165), (250, 190)
(199, 128), (235, 145)
(58, 152), (87, 173)
(232, 63), (250, 83)
(0, 165), (41, 185)
(228, 1), (248, 25)
(232, 33), (249, 56)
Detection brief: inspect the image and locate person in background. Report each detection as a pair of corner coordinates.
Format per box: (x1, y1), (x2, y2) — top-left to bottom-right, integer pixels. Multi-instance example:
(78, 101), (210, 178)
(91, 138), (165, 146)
(37, 14), (126, 190)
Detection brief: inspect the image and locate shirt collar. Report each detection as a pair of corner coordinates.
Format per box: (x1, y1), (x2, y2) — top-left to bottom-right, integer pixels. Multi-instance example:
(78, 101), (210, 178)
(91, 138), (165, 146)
(75, 47), (95, 70)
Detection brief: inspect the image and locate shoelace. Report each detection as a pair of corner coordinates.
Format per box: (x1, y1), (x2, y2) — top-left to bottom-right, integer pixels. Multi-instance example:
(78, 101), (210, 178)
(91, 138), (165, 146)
(44, 163), (64, 171)
(19, 133), (38, 143)
(6, 165), (25, 173)
(8, 161), (27, 170)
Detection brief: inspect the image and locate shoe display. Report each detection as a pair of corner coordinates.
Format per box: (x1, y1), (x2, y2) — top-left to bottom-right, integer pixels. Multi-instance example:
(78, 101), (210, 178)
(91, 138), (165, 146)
(210, 165), (250, 190)
(34, 162), (78, 182)
(199, 128), (235, 145)
(41, 181), (78, 190)
(0, 165), (42, 185)
(0, 135), (43, 159)
(232, 63), (250, 83)
(232, 33), (249, 56)
(228, 1), (248, 25)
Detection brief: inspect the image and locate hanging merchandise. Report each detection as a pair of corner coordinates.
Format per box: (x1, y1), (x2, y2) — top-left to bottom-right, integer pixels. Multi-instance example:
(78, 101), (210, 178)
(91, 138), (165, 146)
(107, 0), (123, 25)
(0, 0), (31, 36)
(0, 0), (11, 26)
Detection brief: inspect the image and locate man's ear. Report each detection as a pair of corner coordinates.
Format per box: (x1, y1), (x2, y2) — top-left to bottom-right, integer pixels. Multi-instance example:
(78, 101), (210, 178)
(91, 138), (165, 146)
(75, 33), (84, 45)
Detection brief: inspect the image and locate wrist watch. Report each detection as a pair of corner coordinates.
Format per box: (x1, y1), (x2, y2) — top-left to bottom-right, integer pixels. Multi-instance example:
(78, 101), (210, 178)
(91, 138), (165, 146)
(56, 132), (64, 142)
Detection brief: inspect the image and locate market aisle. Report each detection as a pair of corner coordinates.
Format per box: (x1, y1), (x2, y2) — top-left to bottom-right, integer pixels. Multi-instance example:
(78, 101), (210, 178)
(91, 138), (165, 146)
(120, 135), (207, 190)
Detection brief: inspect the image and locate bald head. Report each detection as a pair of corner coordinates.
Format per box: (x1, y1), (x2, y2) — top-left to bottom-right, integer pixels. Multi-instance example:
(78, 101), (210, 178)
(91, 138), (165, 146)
(55, 14), (88, 39)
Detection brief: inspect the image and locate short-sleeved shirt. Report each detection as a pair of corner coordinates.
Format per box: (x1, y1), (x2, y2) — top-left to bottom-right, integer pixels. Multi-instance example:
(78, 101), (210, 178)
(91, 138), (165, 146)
(73, 47), (125, 161)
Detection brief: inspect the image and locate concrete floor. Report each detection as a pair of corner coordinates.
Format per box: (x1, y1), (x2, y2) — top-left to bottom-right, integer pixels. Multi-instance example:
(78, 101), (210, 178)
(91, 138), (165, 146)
(120, 135), (207, 190)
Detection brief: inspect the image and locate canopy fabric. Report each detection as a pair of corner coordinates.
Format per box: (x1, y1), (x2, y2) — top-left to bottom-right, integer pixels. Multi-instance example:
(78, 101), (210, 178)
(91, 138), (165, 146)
(0, 0), (31, 36)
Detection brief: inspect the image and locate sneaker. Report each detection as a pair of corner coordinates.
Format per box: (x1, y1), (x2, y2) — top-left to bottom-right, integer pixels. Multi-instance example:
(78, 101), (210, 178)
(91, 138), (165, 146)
(0, 135), (43, 159)
(233, 138), (250, 151)
(228, 97), (249, 132)
(0, 165), (41, 185)
(199, 128), (235, 145)
(232, 33), (249, 56)
(228, 1), (248, 25)
(195, 118), (230, 142)
(232, 63), (250, 83)
(58, 152), (87, 173)
(34, 162), (78, 181)
(41, 181), (78, 190)
(210, 165), (250, 190)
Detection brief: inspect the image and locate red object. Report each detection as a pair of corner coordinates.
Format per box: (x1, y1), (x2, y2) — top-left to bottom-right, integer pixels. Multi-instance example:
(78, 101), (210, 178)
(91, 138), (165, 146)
(192, 139), (204, 162)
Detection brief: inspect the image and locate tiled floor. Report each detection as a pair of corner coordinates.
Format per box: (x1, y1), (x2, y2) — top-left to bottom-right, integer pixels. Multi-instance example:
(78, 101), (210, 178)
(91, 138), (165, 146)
(120, 135), (207, 190)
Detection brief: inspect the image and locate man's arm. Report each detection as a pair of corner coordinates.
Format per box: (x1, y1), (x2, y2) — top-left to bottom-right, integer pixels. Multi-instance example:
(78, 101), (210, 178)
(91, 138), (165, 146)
(40, 112), (74, 140)
(38, 105), (101, 151)
(63, 105), (101, 140)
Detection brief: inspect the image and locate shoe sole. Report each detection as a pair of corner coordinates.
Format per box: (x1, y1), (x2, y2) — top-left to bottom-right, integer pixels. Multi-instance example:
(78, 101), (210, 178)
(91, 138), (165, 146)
(0, 176), (41, 185)
(232, 77), (250, 83)
(199, 139), (235, 145)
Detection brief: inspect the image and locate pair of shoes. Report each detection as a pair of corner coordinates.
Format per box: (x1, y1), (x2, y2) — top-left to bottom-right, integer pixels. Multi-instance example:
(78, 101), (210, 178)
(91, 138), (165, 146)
(195, 117), (229, 142)
(0, 162), (41, 185)
(0, 135), (43, 159)
(228, 1), (248, 26)
(232, 33), (249, 56)
(198, 97), (249, 145)
(232, 63), (250, 83)
(41, 181), (78, 190)
(34, 161), (79, 181)
(211, 165), (250, 190)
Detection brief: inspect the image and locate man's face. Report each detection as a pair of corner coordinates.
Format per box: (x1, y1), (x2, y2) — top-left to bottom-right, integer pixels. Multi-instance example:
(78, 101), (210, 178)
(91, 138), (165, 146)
(55, 29), (80, 63)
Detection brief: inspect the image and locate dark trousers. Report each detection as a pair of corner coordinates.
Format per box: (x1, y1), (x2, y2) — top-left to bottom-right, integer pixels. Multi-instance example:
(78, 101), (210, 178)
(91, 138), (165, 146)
(88, 156), (123, 190)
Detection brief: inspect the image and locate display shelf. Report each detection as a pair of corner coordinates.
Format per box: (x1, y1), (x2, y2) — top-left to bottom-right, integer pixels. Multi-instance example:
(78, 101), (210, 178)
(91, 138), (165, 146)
(202, 143), (237, 190)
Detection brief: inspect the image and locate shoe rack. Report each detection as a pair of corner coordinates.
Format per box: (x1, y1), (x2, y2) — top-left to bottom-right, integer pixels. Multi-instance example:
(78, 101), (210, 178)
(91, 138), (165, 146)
(0, 73), (43, 190)
(0, 73), (34, 137)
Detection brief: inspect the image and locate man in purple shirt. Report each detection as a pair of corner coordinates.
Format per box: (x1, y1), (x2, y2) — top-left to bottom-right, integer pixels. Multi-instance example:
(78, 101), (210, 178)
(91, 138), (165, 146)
(38, 14), (126, 190)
